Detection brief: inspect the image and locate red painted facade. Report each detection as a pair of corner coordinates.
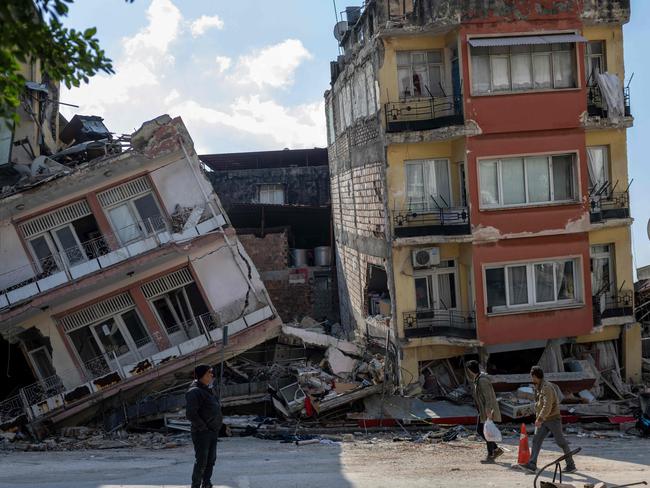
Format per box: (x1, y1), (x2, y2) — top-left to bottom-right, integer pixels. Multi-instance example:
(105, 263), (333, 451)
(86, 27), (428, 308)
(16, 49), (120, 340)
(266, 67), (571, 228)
(459, 7), (594, 345)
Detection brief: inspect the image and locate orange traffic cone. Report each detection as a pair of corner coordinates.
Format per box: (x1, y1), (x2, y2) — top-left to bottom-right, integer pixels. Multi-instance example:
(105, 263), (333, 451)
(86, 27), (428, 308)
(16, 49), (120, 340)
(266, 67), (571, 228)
(517, 423), (531, 465)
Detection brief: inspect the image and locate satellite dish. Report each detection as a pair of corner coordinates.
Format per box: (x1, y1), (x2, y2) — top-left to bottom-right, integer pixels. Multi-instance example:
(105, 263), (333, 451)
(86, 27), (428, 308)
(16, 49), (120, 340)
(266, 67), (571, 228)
(333, 21), (348, 42)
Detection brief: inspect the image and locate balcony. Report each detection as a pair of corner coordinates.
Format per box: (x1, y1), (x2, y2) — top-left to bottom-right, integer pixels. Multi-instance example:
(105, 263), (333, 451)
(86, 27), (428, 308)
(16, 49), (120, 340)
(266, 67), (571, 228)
(393, 204), (470, 238)
(0, 211), (226, 311)
(589, 190), (630, 223)
(403, 308), (476, 340)
(385, 95), (463, 133)
(593, 290), (634, 325)
(587, 85), (631, 119)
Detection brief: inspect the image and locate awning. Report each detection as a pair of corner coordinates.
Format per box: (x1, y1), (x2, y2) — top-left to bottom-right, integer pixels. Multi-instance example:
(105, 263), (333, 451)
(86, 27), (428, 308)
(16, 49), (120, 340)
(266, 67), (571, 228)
(469, 34), (587, 48)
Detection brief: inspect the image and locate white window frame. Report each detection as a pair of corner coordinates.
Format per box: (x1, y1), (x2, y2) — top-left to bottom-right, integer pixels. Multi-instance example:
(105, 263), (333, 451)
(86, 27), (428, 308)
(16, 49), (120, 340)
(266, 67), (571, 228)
(258, 184), (285, 205)
(585, 40), (606, 86)
(414, 260), (459, 311)
(591, 244), (615, 298)
(104, 191), (166, 245)
(484, 257), (583, 314)
(586, 145), (610, 192)
(396, 50), (445, 99)
(27, 346), (55, 381)
(469, 42), (578, 96)
(404, 159), (453, 211)
(478, 152), (579, 209)
(28, 222), (88, 271)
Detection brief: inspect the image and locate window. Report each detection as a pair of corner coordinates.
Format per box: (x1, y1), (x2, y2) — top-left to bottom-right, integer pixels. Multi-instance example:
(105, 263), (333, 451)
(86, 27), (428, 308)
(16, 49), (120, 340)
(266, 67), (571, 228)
(28, 347), (56, 381)
(150, 282), (211, 342)
(586, 146), (609, 192)
(591, 244), (614, 297)
(106, 192), (165, 245)
(414, 260), (458, 310)
(405, 159), (451, 211)
(485, 258), (581, 312)
(586, 40), (606, 86)
(258, 184), (285, 205)
(479, 154), (577, 208)
(470, 42), (576, 94)
(397, 50), (445, 98)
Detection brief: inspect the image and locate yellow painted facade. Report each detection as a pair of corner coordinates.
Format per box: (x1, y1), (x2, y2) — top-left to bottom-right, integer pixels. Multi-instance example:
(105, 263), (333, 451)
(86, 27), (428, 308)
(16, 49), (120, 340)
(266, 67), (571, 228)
(585, 129), (629, 191)
(583, 25), (625, 82)
(588, 226), (634, 299)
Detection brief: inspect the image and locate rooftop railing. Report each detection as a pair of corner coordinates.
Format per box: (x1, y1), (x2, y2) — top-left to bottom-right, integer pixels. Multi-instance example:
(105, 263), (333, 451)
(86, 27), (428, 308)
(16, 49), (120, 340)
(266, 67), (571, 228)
(385, 94), (464, 133)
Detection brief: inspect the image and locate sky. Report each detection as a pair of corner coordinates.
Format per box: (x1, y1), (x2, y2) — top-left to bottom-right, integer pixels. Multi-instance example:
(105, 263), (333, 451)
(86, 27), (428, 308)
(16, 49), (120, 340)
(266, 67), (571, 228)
(61, 0), (650, 270)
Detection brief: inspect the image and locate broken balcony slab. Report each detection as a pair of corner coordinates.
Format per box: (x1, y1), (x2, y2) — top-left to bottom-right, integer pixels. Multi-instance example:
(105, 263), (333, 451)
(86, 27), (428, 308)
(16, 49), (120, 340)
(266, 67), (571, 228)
(359, 395), (478, 425)
(280, 325), (362, 356)
(489, 371), (597, 393)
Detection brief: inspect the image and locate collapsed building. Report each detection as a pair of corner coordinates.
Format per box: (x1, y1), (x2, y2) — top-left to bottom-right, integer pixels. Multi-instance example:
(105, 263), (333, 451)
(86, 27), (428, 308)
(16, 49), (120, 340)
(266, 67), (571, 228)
(0, 111), (281, 435)
(324, 0), (642, 390)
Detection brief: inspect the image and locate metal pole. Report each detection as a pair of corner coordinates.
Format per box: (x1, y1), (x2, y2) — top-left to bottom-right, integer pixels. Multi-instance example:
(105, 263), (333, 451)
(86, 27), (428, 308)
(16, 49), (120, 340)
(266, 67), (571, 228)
(219, 326), (229, 398)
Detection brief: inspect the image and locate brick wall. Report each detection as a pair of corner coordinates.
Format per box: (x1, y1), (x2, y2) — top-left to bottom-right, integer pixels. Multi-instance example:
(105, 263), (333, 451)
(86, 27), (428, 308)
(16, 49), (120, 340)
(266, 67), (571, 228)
(237, 231), (288, 272)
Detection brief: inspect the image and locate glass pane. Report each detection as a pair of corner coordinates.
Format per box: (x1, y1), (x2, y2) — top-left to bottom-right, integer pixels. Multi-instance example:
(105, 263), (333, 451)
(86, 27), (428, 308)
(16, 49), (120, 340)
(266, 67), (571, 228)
(396, 52), (410, 66)
(427, 50), (442, 64)
(490, 56), (510, 91)
(428, 65), (443, 96)
(153, 298), (179, 332)
(121, 310), (150, 348)
(553, 51), (575, 88)
(535, 263), (555, 303)
(433, 160), (451, 207)
(415, 277), (430, 309)
(586, 146), (607, 190)
(511, 53), (532, 90)
(55, 226), (85, 265)
(133, 194), (165, 233)
(591, 256), (611, 295)
(30, 235), (59, 274)
(532, 53), (552, 88)
(30, 349), (56, 379)
(398, 67), (412, 97)
(552, 155), (574, 201)
(589, 41), (604, 55)
(93, 319), (130, 357)
(486, 268), (506, 308)
(412, 52), (426, 64)
(69, 327), (103, 363)
(526, 156), (550, 202)
(556, 261), (575, 300)
(406, 163), (425, 210)
(479, 160), (499, 205)
(412, 64), (428, 97)
(109, 204), (142, 244)
(507, 266), (529, 305)
(501, 158), (526, 205)
(437, 273), (456, 309)
(471, 55), (490, 94)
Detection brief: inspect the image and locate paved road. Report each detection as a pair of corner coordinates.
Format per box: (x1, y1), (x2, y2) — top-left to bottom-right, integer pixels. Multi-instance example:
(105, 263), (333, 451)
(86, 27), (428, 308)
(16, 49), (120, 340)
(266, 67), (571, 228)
(0, 435), (648, 488)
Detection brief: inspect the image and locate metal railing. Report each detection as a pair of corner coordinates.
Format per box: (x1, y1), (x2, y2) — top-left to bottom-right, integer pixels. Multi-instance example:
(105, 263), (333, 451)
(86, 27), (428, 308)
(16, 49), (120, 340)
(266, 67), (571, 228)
(589, 188), (630, 223)
(587, 84), (631, 118)
(0, 395), (26, 425)
(403, 308), (476, 339)
(385, 94), (463, 133)
(393, 202), (470, 238)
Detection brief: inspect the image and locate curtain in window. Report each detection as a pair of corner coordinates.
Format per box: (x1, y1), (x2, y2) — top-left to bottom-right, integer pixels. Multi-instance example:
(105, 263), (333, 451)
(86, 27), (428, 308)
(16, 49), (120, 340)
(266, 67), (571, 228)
(415, 277), (430, 309)
(555, 261), (575, 300)
(535, 263), (555, 302)
(479, 160), (499, 205)
(553, 51), (574, 88)
(437, 274), (453, 309)
(507, 266), (528, 305)
(502, 158), (525, 204)
(472, 55), (490, 93)
(591, 256), (611, 296)
(532, 53), (552, 89)
(490, 56), (510, 91)
(433, 160), (451, 207)
(526, 157), (550, 202)
(511, 51), (532, 90)
(587, 147), (607, 190)
(406, 164), (425, 210)
(428, 65), (443, 96)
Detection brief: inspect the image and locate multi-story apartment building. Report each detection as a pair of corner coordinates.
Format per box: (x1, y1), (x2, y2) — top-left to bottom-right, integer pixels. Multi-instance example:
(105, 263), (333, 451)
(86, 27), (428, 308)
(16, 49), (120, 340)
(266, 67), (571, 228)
(0, 113), (279, 431)
(325, 0), (641, 385)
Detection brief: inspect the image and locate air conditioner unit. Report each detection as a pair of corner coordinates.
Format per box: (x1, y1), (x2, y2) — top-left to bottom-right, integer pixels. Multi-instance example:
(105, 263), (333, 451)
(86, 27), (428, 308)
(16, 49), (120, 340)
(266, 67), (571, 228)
(412, 247), (440, 269)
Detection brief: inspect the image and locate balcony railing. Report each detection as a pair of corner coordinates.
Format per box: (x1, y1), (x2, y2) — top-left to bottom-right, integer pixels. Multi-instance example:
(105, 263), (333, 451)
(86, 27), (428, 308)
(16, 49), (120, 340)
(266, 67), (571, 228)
(589, 189), (630, 223)
(393, 203), (470, 238)
(403, 308), (476, 340)
(593, 290), (634, 325)
(385, 94), (463, 133)
(587, 85), (631, 119)
(0, 209), (226, 311)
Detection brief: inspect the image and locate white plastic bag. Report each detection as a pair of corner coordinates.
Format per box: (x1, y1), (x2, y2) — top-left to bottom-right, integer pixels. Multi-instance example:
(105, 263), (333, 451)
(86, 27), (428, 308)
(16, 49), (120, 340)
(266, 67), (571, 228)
(483, 419), (502, 443)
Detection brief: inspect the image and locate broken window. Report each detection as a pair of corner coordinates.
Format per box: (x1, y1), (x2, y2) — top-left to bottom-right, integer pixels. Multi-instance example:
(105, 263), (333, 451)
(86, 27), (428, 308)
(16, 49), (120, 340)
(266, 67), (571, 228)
(414, 260), (457, 310)
(405, 159), (451, 211)
(586, 40), (606, 86)
(586, 146), (610, 192)
(479, 154), (577, 208)
(485, 258), (580, 313)
(397, 50), (445, 98)
(258, 184), (285, 205)
(470, 42), (576, 94)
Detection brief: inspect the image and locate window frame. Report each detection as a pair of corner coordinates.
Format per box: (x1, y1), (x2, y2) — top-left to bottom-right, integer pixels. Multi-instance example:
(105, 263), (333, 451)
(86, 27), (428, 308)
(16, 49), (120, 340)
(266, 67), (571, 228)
(585, 40), (606, 86)
(257, 184), (285, 205)
(590, 243), (615, 298)
(477, 152), (580, 210)
(586, 145), (610, 192)
(103, 190), (166, 245)
(413, 259), (459, 311)
(396, 49), (445, 99)
(468, 39), (580, 96)
(404, 158), (453, 211)
(483, 257), (583, 315)
(28, 222), (89, 272)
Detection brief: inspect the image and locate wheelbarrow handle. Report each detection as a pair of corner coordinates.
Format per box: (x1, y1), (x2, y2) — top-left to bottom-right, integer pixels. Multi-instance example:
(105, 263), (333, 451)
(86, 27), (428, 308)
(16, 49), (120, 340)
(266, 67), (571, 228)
(534, 448), (582, 488)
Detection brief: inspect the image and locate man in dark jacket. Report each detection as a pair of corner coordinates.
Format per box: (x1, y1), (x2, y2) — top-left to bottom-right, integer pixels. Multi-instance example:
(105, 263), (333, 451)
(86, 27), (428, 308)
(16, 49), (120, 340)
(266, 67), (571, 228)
(186, 364), (223, 488)
(466, 360), (503, 463)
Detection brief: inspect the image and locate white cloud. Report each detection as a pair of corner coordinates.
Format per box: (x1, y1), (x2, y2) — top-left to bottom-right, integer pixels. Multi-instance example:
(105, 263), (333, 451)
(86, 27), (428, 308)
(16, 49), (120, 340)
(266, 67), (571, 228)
(164, 89), (180, 105)
(169, 96), (325, 149)
(234, 39), (312, 88)
(215, 56), (232, 74)
(190, 15), (224, 37)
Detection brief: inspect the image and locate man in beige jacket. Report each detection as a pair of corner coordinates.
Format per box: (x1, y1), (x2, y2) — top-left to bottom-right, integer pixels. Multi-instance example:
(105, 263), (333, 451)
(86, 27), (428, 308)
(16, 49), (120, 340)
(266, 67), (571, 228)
(466, 360), (503, 463)
(522, 366), (577, 474)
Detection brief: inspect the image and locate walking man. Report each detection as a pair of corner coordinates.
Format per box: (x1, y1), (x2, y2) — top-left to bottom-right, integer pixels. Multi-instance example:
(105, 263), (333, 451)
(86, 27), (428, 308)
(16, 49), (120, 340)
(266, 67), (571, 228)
(466, 360), (503, 463)
(522, 366), (577, 474)
(186, 364), (223, 488)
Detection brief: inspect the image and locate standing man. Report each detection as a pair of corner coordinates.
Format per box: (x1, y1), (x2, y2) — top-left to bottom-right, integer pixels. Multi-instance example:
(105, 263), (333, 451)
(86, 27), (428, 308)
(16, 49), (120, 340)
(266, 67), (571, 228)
(466, 360), (503, 463)
(186, 364), (223, 488)
(522, 366), (577, 474)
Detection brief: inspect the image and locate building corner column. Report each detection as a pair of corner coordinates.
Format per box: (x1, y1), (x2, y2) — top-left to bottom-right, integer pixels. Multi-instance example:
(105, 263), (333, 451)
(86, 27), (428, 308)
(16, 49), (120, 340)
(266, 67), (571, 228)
(622, 322), (642, 383)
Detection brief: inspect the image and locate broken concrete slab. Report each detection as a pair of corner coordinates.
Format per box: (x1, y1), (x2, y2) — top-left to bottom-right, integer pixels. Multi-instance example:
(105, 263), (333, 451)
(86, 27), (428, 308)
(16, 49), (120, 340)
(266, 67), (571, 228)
(325, 346), (357, 377)
(489, 371), (597, 393)
(281, 325), (362, 356)
(361, 395), (478, 425)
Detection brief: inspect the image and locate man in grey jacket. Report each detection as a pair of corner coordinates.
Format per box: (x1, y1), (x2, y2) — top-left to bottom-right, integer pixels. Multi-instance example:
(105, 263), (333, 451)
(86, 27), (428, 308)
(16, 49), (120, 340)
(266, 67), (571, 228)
(186, 364), (223, 488)
(466, 360), (503, 463)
